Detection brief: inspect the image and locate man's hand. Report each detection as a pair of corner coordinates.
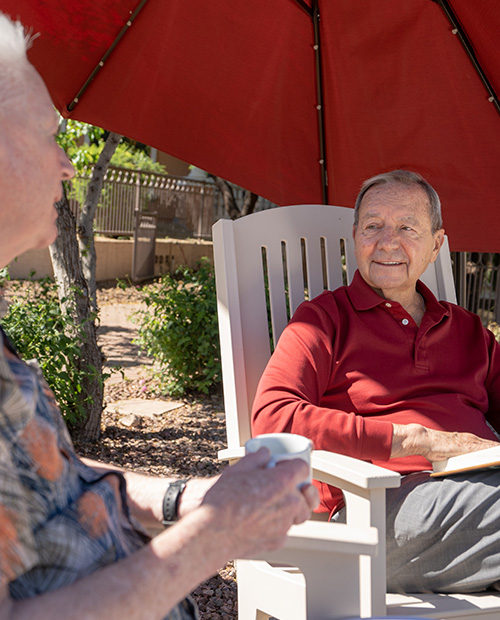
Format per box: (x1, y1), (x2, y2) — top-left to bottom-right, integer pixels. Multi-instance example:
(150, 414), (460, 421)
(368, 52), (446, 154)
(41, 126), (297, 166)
(189, 448), (319, 559)
(391, 423), (500, 462)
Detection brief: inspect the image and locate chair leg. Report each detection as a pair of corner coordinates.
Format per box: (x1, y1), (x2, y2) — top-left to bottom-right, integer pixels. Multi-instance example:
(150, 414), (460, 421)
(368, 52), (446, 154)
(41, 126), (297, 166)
(236, 559), (304, 620)
(237, 602), (270, 620)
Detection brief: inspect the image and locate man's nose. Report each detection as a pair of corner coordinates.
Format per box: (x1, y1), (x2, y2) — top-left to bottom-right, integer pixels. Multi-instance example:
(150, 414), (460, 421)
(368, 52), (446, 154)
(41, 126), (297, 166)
(59, 146), (75, 181)
(377, 227), (400, 250)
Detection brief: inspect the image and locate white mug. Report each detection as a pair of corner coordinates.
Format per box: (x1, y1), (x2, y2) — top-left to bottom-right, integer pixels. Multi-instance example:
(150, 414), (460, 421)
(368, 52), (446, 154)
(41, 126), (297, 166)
(245, 433), (313, 485)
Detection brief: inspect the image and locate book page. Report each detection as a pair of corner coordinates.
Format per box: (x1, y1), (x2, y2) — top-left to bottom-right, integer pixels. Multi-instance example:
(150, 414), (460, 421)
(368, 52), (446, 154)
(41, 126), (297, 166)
(431, 445), (500, 477)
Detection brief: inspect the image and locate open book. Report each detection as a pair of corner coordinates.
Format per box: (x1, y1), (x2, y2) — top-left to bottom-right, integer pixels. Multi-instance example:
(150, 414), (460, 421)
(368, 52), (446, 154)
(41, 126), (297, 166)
(431, 445), (500, 477)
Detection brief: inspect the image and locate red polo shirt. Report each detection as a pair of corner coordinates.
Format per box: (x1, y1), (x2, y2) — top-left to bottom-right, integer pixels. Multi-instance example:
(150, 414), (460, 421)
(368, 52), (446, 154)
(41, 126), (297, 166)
(252, 270), (500, 515)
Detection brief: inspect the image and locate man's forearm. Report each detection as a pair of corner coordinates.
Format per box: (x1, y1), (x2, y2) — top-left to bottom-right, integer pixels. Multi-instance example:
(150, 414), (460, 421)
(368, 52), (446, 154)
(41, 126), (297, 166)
(82, 458), (220, 529)
(0, 508), (231, 620)
(81, 457), (172, 527)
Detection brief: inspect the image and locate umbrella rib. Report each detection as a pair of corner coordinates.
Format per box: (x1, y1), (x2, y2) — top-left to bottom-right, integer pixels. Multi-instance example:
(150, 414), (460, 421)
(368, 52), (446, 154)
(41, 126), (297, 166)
(67, 0), (150, 112)
(434, 0), (500, 117)
(294, 0), (313, 18)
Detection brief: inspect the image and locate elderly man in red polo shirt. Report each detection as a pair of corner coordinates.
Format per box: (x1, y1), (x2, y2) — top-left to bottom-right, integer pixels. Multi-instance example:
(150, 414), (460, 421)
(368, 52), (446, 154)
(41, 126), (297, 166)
(252, 169), (500, 594)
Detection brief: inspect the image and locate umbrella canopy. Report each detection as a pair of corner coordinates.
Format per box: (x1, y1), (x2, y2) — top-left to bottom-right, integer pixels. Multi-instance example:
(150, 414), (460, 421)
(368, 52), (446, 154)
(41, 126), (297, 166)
(2, 0), (499, 251)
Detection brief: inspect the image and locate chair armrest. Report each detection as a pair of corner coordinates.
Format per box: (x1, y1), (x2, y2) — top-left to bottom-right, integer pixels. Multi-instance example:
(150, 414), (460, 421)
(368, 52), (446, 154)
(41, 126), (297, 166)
(312, 450), (400, 492)
(219, 447), (401, 493)
(252, 521), (378, 563)
(260, 521), (378, 566)
(218, 446), (246, 461)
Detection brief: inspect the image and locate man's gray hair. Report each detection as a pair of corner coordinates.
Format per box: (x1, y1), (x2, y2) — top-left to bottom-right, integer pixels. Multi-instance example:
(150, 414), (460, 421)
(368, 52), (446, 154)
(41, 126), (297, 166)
(0, 13), (32, 107)
(354, 170), (443, 233)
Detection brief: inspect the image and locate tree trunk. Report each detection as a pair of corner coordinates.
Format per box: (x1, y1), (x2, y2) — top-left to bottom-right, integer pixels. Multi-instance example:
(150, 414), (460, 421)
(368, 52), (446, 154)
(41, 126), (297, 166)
(49, 187), (103, 442)
(241, 190), (259, 217)
(77, 132), (122, 310)
(212, 176), (258, 220)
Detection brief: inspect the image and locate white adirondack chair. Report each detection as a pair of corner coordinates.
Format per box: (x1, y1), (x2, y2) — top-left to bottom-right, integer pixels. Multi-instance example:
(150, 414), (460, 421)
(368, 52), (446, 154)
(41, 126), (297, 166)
(213, 205), (500, 620)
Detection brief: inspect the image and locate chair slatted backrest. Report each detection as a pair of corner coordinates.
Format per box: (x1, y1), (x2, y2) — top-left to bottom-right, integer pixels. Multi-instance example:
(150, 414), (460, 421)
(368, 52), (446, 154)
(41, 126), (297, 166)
(213, 205), (456, 451)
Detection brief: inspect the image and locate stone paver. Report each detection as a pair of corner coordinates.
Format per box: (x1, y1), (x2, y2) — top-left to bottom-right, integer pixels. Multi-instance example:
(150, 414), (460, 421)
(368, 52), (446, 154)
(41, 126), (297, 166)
(98, 303), (152, 383)
(98, 302), (172, 418)
(105, 398), (184, 417)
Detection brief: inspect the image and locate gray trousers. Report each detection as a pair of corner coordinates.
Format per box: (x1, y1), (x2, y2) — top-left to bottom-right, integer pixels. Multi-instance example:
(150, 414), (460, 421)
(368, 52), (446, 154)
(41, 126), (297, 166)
(334, 469), (500, 594)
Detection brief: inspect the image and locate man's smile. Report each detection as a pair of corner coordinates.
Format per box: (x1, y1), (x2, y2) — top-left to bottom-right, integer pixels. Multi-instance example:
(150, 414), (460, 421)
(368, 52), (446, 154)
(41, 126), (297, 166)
(373, 260), (405, 266)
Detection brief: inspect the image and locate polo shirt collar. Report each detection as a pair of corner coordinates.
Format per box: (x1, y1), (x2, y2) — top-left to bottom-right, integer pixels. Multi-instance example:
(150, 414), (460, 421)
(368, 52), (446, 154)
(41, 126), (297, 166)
(347, 269), (451, 321)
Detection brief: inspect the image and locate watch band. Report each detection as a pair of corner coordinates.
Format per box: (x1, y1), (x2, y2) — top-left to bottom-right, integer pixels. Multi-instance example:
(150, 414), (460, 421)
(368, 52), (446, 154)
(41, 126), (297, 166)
(162, 479), (189, 526)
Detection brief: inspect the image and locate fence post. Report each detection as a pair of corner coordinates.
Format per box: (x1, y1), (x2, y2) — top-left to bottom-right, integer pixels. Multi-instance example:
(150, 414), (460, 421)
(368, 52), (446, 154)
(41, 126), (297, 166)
(196, 185), (205, 239)
(453, 251), (468, 308)
(134, 170), (141, 218)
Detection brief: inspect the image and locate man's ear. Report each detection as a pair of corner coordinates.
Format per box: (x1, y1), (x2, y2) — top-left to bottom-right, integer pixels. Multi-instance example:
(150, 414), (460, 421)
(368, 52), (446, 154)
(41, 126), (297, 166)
(430, 229), (445, 263)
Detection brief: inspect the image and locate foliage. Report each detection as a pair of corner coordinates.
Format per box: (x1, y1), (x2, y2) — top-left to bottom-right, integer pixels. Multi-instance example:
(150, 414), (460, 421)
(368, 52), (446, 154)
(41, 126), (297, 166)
(1, 279), (104, 425)
(110, 143), (167, 174)
(133, 259), (221, 396)
(0, 267), (9, 288)
(57, 119), (166, 174)
(56, 120), (106, 171)
(488, 322), (500, 343)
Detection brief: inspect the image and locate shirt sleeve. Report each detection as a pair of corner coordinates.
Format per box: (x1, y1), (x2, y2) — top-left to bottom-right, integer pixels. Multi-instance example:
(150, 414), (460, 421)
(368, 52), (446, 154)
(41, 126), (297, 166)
(0, 342), (39, 590)
(0, 439), (38, 590)
(251, 298), (393, 462)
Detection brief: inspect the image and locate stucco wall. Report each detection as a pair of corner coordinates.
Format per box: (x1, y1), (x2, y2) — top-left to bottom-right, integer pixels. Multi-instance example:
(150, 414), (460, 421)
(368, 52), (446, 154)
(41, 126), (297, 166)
(8, 237), (213, 282)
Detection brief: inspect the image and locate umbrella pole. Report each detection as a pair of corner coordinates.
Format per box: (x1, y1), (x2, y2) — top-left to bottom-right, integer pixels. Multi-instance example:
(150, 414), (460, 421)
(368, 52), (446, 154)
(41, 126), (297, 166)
(312, 0), (329, 204)
(295, 0), (329, 204)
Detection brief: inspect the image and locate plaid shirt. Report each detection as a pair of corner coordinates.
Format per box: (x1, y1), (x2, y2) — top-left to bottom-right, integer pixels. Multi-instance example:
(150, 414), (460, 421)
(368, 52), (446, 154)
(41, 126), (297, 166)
(0, 328), (197, 619)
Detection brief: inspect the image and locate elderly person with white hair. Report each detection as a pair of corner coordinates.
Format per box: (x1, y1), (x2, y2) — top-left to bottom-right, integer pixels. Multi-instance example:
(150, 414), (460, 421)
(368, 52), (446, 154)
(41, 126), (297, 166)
(0, 13), (318, 620)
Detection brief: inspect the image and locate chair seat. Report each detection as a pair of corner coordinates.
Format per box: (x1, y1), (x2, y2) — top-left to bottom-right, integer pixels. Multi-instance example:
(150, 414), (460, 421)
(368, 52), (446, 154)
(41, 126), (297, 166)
(386, 591), (500, 619)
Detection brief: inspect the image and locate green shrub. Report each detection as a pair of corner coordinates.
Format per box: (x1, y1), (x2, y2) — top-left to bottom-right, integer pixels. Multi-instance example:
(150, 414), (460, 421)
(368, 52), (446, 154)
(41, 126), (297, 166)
(1, 279), (102, 425)
(489, 322), (500, 343)
(133, 259), (221, 396)
(0, 267), (8, 288)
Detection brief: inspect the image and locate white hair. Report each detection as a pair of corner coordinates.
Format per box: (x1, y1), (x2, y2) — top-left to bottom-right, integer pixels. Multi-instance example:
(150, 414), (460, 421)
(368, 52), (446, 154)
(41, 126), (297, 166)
(0, 13), (31, 62)
(0, 13), (33, 108)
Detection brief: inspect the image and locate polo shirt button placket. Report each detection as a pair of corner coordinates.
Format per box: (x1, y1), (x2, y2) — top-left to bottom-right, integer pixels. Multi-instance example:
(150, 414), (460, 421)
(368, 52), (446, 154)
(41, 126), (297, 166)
(402, 318), (409, 326)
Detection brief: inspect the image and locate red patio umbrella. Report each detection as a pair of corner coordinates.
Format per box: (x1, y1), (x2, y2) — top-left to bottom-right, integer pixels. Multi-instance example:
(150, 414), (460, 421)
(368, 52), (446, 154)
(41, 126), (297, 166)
(2, 0), (499, 251)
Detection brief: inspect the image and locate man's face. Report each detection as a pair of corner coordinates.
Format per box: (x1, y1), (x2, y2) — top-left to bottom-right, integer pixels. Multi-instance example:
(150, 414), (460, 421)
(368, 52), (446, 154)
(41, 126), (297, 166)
(353, 182), (444, 300)
(0, 65), (74, 266)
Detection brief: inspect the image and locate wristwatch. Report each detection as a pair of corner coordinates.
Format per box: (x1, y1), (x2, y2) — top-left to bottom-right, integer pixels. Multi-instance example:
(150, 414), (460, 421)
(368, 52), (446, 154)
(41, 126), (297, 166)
(162, 479), (189, 526)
